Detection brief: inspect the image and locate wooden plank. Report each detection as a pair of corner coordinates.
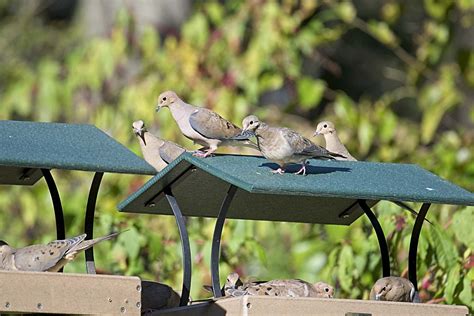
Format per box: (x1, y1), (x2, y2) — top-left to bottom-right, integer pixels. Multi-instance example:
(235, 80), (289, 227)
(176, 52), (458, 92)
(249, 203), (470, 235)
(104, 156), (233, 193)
(0, 270), (141, 315)
(151, 296), (469, 316)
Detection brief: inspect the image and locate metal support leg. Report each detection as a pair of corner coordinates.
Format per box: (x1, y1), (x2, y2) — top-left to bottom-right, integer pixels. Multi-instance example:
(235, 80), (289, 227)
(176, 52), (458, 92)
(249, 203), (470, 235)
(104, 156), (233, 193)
(84, 172), (104, 274)
(164, 187), (192, 306)
(211, 185), (238, 298)
(358, 200), (390, 277)
(408, 203), (430, 291)
(41, 169), (65, 241)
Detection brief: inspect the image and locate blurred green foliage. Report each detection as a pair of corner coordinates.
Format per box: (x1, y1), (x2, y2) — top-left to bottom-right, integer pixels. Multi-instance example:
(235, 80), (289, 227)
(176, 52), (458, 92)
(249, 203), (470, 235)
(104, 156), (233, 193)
(0, 0), (473, 310)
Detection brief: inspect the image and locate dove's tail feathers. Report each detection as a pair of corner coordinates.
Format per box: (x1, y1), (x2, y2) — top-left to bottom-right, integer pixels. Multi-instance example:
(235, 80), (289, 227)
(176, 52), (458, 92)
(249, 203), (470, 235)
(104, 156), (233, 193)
(328, 151), (347, 159)
(62, 234), (88, 253)
(67, 231), (121, 254)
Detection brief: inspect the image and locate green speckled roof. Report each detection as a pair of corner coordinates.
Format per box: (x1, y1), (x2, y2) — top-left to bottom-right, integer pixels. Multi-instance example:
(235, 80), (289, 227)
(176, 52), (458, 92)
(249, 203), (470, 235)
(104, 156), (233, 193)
(0, 120), (156, 185)
(118, 153), (474, 225)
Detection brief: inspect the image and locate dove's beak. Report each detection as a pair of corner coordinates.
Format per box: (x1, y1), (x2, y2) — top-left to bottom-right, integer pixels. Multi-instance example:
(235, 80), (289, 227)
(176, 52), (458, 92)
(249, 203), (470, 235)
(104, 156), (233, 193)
(313, 131), (320, 137)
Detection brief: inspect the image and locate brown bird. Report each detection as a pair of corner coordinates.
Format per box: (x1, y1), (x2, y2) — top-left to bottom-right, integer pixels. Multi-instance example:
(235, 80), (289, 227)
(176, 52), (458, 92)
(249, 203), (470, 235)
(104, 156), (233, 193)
(313, 121), (357, 161)
(132, 120), (186, 172)
(156, 91), (257, 157)
(0, 233), (120, 272)
(238, 279), (334, 298)
(370, 276), (418, 302)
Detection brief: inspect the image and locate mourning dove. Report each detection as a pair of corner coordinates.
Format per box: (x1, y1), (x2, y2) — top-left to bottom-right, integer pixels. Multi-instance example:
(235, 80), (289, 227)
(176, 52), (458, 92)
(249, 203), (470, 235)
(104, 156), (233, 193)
(156, 91), (257, 157)
(370, 276), (418, 302)
(202, 272), (245, 296)
(240, 115), (346, 175)
(0, 232), (119, 272)
(313, 121), (357, 161)
(132, 120), (186, 172)
(141, 280), (181, 312)
(234, 278), (334, 298)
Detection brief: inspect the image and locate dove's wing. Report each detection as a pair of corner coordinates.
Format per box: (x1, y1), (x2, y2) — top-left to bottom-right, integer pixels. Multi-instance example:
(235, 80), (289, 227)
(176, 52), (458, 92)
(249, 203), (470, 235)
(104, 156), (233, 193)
(281, 129), (331, 158)
(13, 234), (86, 271)
(159, 141), (186, 164)
(189, 108), (243, 140)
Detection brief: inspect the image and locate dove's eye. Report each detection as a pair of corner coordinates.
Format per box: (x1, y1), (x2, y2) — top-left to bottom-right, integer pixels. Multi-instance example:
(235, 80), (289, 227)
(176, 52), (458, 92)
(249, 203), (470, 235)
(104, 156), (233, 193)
(250, 121), (254, 125)
(162, 97), (167, 101)
(323, 124), (327, 128)
(324, 287), (329, 292)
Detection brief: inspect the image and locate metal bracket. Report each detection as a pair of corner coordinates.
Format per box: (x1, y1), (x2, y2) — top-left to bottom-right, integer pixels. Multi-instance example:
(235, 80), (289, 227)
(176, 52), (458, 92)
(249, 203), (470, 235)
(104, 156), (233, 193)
(84, 172), (104, 274)
(408, 203), (430, 291)
(358, 200), (390, 277)
(164, 187), (192, 306)
(211, 185), (238, 298)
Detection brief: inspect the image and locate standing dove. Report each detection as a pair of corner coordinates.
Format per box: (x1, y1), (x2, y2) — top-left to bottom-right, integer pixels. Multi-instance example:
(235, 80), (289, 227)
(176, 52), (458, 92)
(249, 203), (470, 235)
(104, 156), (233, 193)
(233, 278), (334, 298)
(0, 232), (119, 272)
(240, 115), (345, 175)
(156, 91), (256, 157)
(132, 120), (186, 172)
(313, 121), (357, 161)
(370, 276), (419, 302)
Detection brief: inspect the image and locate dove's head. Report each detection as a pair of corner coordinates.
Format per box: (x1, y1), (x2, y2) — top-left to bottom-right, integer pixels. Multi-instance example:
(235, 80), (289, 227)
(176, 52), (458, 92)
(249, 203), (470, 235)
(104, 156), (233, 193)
(313, 121), (336, 136)
(224, 272), (243, 290)
(132, 120), (147, 145)
(242, 115), (261, 132)
(156, 91), (179, 112)
(371, 278), (392, 301)
(0, 240), (12, 258)
(313, 282), (334, 298)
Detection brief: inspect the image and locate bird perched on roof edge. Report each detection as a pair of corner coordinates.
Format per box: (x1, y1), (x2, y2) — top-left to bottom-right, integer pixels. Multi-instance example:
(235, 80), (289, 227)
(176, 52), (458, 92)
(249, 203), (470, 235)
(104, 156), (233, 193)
(239, 115), (346, 175)
(156, 91), (257, 158)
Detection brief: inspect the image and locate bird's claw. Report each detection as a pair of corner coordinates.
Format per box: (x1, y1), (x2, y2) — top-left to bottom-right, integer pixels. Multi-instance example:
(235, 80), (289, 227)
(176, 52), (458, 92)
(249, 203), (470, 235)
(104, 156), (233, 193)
(271, 168), (285, 175)
(192, 150), (214, 158)
(294, 165), (307, 176)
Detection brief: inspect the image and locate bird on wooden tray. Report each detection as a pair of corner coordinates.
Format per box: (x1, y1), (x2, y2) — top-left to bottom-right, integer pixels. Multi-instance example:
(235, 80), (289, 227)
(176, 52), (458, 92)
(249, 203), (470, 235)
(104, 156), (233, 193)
(313, 121), (357, 161)
(0, 232), (120, 272)
(155, 91), (257, 158)
(370, 276), (420, 303)
(210, 273), (334, 299)
(203, 272), (245, 296)
(132, 120), (186, 172)
(237, 115), (346, 175)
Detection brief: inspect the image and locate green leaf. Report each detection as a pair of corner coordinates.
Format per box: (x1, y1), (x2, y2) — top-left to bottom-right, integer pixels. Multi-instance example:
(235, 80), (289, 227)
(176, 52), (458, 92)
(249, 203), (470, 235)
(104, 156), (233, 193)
(367, 20), (399, 47)
(452, 207), (474, 247)
(297, 77), (326, 110)
(444, 264), (461, 303)
(429, 226), (458, 270)
(335, 2), (356, 23)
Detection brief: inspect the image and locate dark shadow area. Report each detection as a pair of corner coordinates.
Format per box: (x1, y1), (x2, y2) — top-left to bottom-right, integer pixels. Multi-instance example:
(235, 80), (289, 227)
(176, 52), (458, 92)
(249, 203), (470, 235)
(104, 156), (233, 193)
(259, 163), (351, 175)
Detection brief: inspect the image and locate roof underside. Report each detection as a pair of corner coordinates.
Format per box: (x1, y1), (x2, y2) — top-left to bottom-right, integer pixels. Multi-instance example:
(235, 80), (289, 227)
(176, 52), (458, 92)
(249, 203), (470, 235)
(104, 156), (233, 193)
(119, 154), (474, 225)
(0, 120), (156, 185)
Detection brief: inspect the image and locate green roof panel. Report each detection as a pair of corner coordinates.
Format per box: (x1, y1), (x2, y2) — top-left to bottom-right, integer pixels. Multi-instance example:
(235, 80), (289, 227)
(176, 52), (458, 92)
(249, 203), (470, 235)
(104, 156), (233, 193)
(119, 154), (474, 225)
(0, 120), (156, 185)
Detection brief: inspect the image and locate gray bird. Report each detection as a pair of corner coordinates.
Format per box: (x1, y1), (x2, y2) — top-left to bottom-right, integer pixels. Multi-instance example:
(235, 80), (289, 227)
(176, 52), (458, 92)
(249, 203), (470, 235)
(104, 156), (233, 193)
(0, 232), (119, 272)
(234, 278), (334, 298)
(240, 115), (345, 175)
(132, 120), (186, 172)
(370, 276), (418, 302)
(313, 121), (357, 161)
(156, 91), (257, 157)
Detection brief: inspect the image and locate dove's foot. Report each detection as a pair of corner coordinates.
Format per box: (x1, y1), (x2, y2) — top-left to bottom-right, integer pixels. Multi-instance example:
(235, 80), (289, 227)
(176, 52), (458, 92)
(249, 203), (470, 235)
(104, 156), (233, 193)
(193, 150), (215, 158)
(272, 168), (285, 174)
(294, 164), (307, 176)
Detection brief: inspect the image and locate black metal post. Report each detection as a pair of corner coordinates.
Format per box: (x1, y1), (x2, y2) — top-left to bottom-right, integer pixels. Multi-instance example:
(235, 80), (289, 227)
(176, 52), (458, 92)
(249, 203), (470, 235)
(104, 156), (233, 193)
(41, 169), (65, 240)
(408, 203), (430, 291)
(84, 172), (104, 274)
(211, 185), (238, 298)
(164, 187), (192, 306)
(358, 200), (390, 277)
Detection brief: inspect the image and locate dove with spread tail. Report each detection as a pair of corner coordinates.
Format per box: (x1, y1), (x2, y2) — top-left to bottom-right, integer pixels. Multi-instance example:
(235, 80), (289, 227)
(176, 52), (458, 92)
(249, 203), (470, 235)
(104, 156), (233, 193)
(313, 121), (357, 161)
(240, 115), (345, 175)
(156, 91), (257, 157)
(370, 276), (419, 302)
(0, 232), (119, 272)
(132, 120), (186, 172)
